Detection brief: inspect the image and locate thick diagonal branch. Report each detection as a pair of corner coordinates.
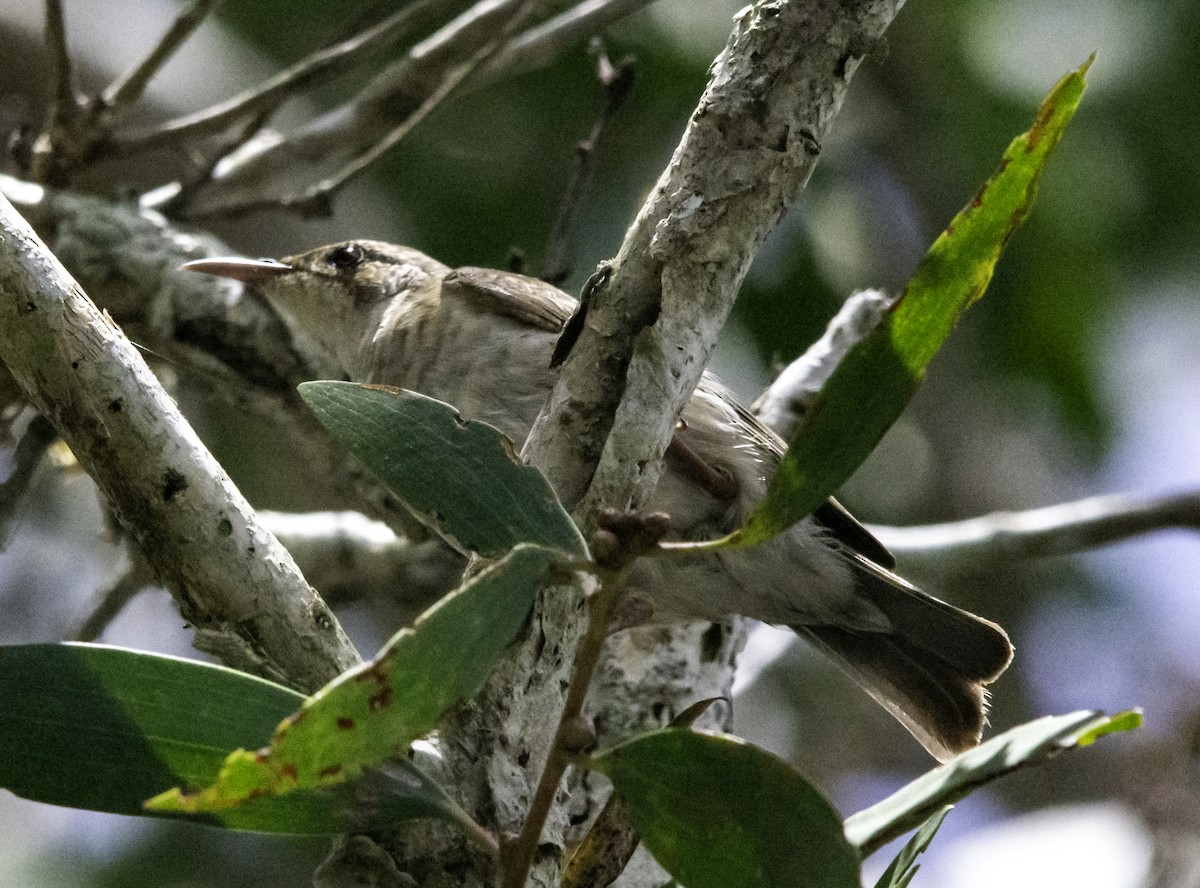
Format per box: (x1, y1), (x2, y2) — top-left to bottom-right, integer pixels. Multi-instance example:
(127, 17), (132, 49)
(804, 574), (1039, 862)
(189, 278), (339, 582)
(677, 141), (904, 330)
(525, 0), (901, 528)
(0, 191), (360, 692)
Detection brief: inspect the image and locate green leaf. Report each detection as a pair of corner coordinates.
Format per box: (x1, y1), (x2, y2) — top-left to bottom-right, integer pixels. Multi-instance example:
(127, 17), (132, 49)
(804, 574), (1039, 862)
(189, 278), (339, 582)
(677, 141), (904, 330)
(722, 58), (1090, 548)
(871, 807), (950, 888)
(593, 729), (859, 888)
(150, 544), (562, 814)
(0, 643), (457, 833)
(299, 381), (586, 557)
(844, 708), (1140, 858)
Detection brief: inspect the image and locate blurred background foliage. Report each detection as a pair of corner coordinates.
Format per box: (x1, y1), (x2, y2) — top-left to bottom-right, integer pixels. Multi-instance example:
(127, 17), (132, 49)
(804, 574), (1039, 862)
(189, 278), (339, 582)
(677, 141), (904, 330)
(1, 0), (1198, 885)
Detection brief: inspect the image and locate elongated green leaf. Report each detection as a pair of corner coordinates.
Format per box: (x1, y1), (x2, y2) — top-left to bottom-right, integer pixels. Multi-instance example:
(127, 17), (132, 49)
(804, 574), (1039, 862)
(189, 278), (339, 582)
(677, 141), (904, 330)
(723, 59), (1090, 548)
(150, 544), (562, 814)
(872, 807), (950, 888)
(299, 381), (585, 557)
(845, 709), (1140, 858)
(593, 729), (859, 888)
(0, 643), (459, 833)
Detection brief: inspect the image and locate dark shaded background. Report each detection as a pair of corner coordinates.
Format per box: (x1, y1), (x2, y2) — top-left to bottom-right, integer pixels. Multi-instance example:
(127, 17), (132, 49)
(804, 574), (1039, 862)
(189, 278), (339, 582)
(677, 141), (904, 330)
(1, 1), (1196, 885)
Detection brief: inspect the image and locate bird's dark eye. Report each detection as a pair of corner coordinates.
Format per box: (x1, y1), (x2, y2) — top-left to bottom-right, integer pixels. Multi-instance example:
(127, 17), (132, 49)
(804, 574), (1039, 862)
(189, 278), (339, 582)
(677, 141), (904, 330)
(325, 243), (364, 270)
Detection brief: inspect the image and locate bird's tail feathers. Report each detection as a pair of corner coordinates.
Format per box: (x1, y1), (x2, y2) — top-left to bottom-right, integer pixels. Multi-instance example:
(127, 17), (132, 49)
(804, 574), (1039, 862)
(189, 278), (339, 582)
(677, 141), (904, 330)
(791, 562), (1013, 761)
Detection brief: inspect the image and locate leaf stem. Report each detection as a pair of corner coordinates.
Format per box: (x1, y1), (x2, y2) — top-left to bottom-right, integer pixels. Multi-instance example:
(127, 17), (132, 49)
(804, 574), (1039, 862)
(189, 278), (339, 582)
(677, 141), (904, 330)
(501, 565), (624, 888)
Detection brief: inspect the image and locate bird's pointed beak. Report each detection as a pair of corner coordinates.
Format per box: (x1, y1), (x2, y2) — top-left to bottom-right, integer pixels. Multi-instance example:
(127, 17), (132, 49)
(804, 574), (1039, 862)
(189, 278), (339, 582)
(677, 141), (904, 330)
(181, 256), (295, 284)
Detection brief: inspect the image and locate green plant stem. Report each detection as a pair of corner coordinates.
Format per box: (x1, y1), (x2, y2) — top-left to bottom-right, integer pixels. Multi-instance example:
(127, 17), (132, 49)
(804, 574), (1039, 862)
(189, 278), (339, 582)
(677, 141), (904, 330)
(501, 566), (623, 888)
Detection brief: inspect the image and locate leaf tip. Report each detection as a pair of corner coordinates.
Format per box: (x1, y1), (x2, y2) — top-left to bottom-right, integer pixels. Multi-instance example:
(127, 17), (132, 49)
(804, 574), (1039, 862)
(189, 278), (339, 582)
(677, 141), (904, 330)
(143, 786), (186, 813)
(1075, 708), (1142, 747)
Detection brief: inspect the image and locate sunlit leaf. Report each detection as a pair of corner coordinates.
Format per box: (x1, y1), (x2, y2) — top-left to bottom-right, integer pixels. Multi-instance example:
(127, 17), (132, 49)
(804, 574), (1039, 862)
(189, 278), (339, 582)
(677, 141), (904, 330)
(150, 544), (563, 814)
(0, 643), (458, 833)
(871, 807), (950, 888)
(300, 381), (585, 556)
(845, 708), (1140, 857)
(593, 729), (859, 888)
(720, 58), (1091, 548)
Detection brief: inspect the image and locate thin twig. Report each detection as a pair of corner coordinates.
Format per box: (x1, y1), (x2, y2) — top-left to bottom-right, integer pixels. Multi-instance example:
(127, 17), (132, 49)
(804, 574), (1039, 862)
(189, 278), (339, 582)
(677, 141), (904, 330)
(99, 0), (219, 110)
(44, 0), (75, 110)
(184, 0), (540, 219)
(871, 490), (1200, 573)
(110, 0), (451, 154)
(502, 511), (667, 888)
(478, 0), (656, 87)
(72, 552), (156, 642)
(540, 40), (635, 284)
(751, 288), (892, 439)
(154, 104), (275, 213)
(0, 413), (57, 550)
(501, 563), (623, 888)
(29, 0), (82, 182)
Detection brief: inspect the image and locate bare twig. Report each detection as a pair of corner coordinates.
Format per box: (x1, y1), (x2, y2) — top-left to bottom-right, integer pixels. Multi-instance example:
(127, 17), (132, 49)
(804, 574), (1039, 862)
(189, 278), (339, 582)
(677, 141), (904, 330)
(540, 40), (635, 284)
(236, 36), (499, 219)
(100, 0), (219, 111)
(111, 0), (453, 153)
(452, 5), (902, 885)
(72, 551), (156, 642)
(29, 0), (83, 183)
(500, 569), (620, 888)
(172, 0), (540, 218)
(751, 288), (891, 439)
(258, 510), (463, 608)
(44, 0), (76, 111)
(501, 511), (668, 888)
(0, 413), (57, 550)
(872, 490), (1200, 573)
(0, 190), (360, 691)
(479, 0), (656, 86)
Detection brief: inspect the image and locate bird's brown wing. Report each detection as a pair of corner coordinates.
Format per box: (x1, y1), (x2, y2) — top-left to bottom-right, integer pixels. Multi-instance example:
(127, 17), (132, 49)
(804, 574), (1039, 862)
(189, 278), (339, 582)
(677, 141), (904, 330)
(444, 267), (574, 332)
(442, 280), (897, 569)
(722, 388), (896, 569)
(812, 499), (896, 569)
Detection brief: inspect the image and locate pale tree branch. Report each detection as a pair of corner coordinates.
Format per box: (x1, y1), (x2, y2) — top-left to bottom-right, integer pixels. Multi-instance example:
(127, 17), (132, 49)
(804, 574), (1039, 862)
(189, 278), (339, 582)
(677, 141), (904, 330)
(111, 0), (454, 152)
(432, 3), (903, 886)
(871, 491), (1200, 574)
(481, 0), (655, 83)
(751, 288), (891, 439)
(540, 39), (635, 284)
(0, 190), (360, 691)
(525, 0), (900, 524)
(168, 0), (544, 218)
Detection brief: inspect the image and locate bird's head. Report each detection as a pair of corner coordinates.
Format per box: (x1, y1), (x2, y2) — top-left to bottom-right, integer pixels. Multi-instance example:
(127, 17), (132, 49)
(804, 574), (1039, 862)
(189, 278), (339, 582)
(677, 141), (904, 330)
(183, 240), (449, 379)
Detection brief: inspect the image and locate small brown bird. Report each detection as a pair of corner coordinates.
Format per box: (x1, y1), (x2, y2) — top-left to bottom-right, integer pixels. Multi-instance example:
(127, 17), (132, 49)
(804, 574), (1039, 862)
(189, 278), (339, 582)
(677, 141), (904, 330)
(185, 240), (1013, 760)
